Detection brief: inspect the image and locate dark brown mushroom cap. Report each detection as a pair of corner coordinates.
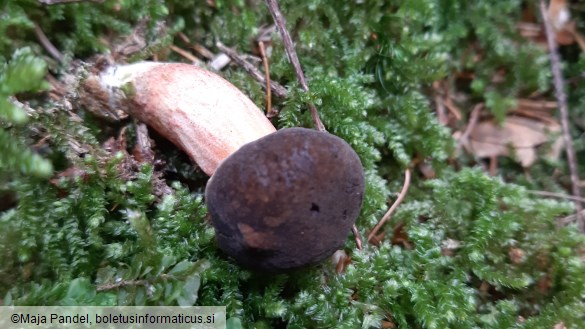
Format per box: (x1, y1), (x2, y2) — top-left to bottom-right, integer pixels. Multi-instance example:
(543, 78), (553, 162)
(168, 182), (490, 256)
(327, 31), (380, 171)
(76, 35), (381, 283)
(205, 127), (365, 271)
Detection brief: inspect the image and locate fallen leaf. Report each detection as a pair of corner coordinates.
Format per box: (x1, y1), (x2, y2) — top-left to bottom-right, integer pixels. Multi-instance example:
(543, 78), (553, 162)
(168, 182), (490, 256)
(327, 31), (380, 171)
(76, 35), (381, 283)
(562, 20), (585, 53)
(509, 247), (525, 264)
(441, 238), (460, 257)
(391, 222), (412, 250)
(331, 250), (351, 274)
(517, 0), (585, 53)
(49, 166), (88, 186)
(418, 161), (436, 179)
(548, 0), (570, 31)
(537, 274), (552, 294)
(556, 26), (575, 45)
(467, 116), (563, 167)
(368, 230), (386, 246)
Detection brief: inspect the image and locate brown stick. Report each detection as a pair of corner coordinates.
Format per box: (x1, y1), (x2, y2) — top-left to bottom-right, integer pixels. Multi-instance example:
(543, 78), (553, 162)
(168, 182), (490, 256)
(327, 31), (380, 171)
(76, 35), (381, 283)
(528, 190), (585, 203)
(96, 279), (149, 292)
(264, 0), (326, 132)
(352, 225), (363, 250)
(540, 0), (583, 230)
(170, 45), (202, 65)
(177, 32), (216, 60)
(457, 103), (483, 151)
(217, 42), (288, 98)
(368, 169), (412, 243)
(558, 209), (585, 227)
(257, 41), (272, 115)
(134, 122), (155, 163)
(489, 155), (498, 177)
(435, 95), (447, 125)
(38, 0), (104, 4)
(33, 22), (64, 63)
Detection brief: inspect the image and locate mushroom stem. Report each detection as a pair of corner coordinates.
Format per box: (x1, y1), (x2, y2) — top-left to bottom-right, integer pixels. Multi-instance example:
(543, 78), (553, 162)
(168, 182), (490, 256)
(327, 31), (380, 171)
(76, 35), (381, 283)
(79, 62), (276, 175)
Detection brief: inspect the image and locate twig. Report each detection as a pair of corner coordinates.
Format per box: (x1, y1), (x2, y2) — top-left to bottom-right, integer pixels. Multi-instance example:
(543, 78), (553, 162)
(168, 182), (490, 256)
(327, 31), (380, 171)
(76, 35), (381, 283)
(443, 97), (463, 120)
(177, 32), (215, 60)
(216, 42), (288, 98)
(132, 122), (173, 197)
(96, 279), (149, 292)
(432, 81), (448, 125)
(352, 225), (363, 250)
(368, 168), (412, 243)
(528, 190), (585, 203)
(558, 209), (585, 227)
(134, 122), (155, 163)
(38, 0), (104, 4)
(457, 103), (483, 151)
(540, 0), (583, 230)
(517, 99), (557, 110)
(170, 45), (202, 64)
(510, 107), (558, 125)
(33, 22), (64, 63)
(257, 41), (272, 115)
(489, 155), (498, 176)
(265, 0), (326, 132)
(435, 95), (447, 125)
(264, 0), (307, 89)
(176, 32), (191, 44)
(192, 43), (216, 60)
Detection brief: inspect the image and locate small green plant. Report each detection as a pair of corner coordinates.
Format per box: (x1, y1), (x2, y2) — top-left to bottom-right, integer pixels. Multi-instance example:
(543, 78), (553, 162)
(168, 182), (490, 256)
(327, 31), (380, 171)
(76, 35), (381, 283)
(0, 47), (52, 178)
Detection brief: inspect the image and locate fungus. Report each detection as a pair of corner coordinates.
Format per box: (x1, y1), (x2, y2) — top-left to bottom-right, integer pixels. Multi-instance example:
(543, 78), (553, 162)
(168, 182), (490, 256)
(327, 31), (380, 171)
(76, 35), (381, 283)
(206, 127), (365, 271)
(80, 62), (365, 271)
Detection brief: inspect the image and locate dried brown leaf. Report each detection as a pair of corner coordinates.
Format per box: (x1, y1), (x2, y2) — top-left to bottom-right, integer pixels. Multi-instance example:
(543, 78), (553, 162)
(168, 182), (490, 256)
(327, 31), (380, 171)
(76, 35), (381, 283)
(509, 247), (525, 264)
(441, 238), (460, 257)
(537, 274), (552, 294)
(468, 116), (562, 167)
(331, 250), (352, 274)
(391, 222), (412, 250)
(49, 166), (88, 186)
(548, 0), (570, 31)
(562, 20), (585, 53)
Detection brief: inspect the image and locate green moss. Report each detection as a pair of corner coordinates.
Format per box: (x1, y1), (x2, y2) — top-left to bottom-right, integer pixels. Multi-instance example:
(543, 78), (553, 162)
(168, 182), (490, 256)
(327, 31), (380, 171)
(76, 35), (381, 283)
(0, 47), (52, 178)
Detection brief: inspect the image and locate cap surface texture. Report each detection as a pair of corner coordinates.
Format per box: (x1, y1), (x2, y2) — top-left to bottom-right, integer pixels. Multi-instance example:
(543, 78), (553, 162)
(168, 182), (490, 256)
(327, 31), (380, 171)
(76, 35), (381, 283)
(205, 127), (365, 271)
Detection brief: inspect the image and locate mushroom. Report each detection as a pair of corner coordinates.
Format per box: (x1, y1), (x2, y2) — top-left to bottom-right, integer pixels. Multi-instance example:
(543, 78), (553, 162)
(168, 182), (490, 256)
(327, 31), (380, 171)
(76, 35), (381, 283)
(79, 62), (365, 271)
(206, 127), (365, 271)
